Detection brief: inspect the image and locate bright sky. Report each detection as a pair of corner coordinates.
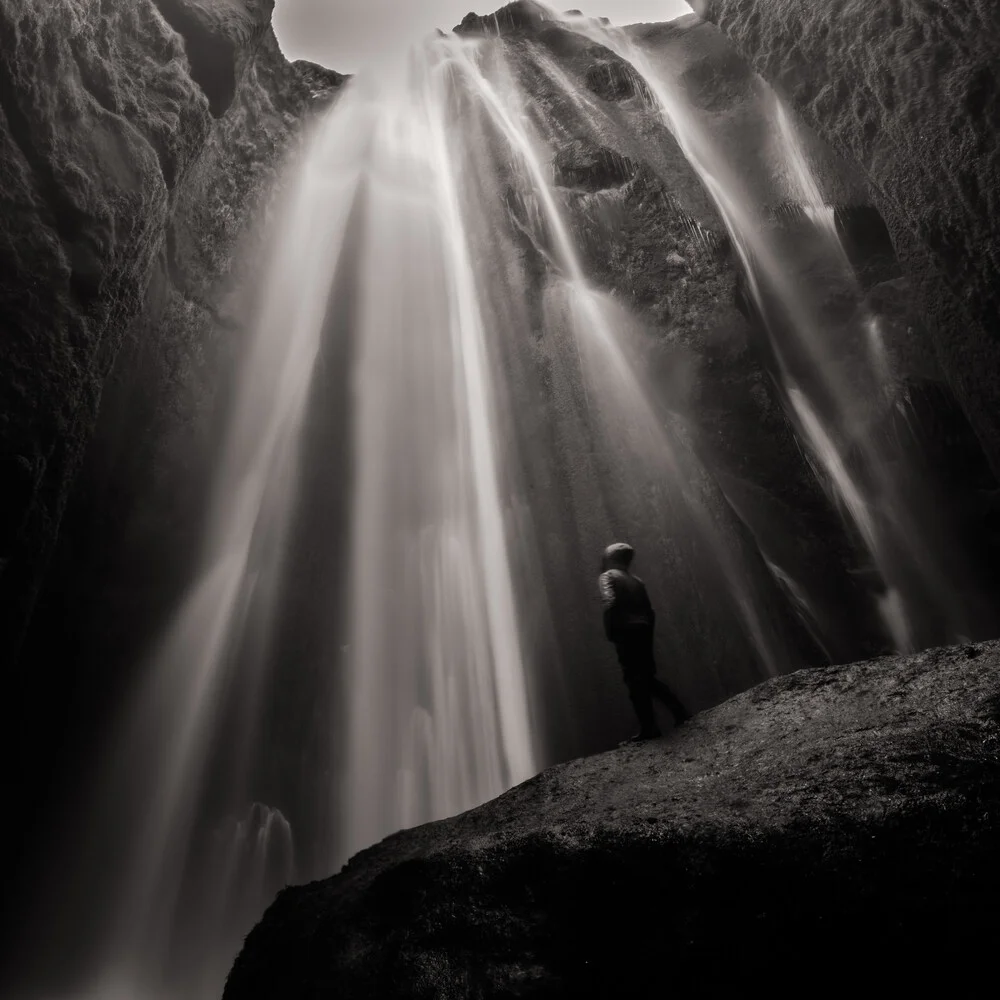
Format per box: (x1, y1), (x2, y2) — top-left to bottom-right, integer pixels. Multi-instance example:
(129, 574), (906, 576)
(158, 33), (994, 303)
(273, 1), (694, 73)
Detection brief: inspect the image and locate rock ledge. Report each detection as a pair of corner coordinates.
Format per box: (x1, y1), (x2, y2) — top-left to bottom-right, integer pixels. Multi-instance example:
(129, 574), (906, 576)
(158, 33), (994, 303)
(225, 641), (1000, 996)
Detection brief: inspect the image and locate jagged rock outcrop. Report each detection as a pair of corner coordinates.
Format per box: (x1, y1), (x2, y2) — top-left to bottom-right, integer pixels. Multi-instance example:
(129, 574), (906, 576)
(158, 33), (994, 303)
(223, 639), (1000, 996)
(0, 0), (342, 972)
(691, 0), (1000, 480)
(0, 0), (340, 663)
(0, 0), (213, 660)
(21, 23), (344, 681)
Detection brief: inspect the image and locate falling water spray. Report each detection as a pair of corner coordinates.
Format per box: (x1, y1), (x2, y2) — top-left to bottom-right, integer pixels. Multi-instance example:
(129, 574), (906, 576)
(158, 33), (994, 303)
(336, 41), (540, 865)
(551, 6), (984, 653)
(451, 32), (792, 682)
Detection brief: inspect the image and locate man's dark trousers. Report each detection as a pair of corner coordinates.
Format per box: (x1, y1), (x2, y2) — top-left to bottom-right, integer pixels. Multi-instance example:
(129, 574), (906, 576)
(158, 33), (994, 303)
(614, 624), (686, 734)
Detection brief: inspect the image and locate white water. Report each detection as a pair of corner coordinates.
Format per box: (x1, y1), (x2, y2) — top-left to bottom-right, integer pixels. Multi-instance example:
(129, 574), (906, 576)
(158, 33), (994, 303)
(49, 29), (793, 993)
(338, 41), (538, 864)
(552, 7), (978, 653)
(452, 34), (789, 680)
(29, 40), (542, 996)
(71, 110), (370, 996)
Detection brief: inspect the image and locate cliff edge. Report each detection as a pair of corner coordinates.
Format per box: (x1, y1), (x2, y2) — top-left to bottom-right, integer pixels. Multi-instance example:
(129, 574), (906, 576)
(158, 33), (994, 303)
(224, 640), (1000, 996)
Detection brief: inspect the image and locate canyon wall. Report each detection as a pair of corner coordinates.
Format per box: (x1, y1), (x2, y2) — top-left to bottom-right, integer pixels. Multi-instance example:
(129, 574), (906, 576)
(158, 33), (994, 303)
(3, 1), (999, 991)
(0, 0), (340, 665)
(0, 0), (342, 973)
(691, 0), (1000, 477)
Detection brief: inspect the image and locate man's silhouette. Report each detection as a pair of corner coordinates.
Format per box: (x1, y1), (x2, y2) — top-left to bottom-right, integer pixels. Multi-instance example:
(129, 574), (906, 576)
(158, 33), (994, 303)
(599, 542), (689, 742)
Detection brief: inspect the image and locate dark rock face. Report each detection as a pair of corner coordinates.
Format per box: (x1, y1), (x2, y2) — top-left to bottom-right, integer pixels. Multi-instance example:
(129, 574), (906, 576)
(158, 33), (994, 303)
(507, 10), (998, 690)
(0, 0), (330, 662)
(456, 1), (566, 37)
(692, 0), (1000, 479)
(16, 20), (344, 738)
(0, 0), (209, 660)
(552, 141), (639, 191)
(0, 0), (343, 973)
(150, 0), (273, 118)
(584, 59), (650, 103)
(223, 640), (1000, 996)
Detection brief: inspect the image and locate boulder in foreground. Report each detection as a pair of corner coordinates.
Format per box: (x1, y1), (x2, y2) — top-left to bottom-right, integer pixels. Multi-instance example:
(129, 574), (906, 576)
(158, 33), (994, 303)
(224, 640), (1000, 996)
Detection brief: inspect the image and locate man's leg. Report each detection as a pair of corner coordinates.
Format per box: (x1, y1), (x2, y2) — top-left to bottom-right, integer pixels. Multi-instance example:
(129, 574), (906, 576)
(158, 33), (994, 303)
(651, 676), (690, 725)
(644, 625), (690, 725)
(624, 670), (661, 739)
(616, 630), (661, 740)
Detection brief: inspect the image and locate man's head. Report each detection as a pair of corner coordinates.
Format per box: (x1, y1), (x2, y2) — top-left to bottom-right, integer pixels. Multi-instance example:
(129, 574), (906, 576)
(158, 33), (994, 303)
(602, 542), (635, 571)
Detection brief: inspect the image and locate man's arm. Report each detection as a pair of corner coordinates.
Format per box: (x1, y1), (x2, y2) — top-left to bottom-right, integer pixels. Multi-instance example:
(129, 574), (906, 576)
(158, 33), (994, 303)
(599, 571), (618, 641)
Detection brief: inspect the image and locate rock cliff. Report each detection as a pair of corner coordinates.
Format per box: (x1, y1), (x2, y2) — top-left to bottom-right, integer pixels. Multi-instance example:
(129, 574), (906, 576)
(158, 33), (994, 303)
(223, 639), (1000, 996)
(691, 0), (1000, 479)
(0, 0), (342, 972)
(0, 0), (341, 663)
(446, 2), (1000, 752)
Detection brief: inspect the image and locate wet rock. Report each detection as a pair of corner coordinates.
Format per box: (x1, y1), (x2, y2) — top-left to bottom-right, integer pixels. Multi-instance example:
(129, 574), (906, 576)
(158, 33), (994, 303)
(692, 0), (1000, 479)
(0, 0), (343, 662)
(0, 0), (344, 660)
(862, 277), (941, 383)
(536, 24), (594, 59)
(834, 204), (901, 290)
(150, 0), (274, 118)
(0, 0), (208, 657)
(552, 140), (639, 191)
(679, 47), (754, 112)
(224, 640), (1000, 996)
(1, 0), (343, 965)
(455, 0), (549, 37)
(0, 0), (331, 662)
(584, 59), (650, 103)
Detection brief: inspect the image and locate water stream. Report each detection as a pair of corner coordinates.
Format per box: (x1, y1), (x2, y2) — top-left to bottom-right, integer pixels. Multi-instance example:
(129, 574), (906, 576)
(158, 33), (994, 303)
(553, 6), (987, 653)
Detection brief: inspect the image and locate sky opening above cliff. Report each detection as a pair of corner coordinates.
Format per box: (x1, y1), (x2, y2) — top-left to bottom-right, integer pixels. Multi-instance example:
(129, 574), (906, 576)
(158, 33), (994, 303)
(273, 1), (694, 73)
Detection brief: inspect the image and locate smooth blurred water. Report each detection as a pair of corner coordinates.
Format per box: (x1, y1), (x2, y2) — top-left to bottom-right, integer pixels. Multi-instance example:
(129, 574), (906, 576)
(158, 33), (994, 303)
(552, 5), (989, 654)
(336, 41), (539, 863)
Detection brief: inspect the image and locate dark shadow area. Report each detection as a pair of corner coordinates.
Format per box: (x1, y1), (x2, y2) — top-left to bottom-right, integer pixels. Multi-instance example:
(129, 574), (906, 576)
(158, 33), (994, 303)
(153, 0), (238, 118)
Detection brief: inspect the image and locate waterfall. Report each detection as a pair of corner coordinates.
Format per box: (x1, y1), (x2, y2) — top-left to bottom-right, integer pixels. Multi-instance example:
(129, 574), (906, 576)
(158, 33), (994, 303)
(550, 5), (991, 654)
(30, 10), (995, 999)
(67, 82), (374, 1000)
(337, 41), (539, 864)
(432, 35), (793, 689)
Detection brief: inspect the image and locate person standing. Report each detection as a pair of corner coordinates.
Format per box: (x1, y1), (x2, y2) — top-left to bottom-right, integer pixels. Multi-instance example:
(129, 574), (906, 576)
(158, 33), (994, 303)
(599, 542), (690, 742)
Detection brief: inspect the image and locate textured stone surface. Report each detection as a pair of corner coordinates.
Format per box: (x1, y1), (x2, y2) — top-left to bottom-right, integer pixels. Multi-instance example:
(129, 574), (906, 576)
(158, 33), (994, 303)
(2, 0), (341, 701)
(0, 0), (202, 658)
(0, 0), (343, 974)
(224, 639), (1000, 996)
(498, 9), (993, 706)
(15, 21), (344, 743)
(692, 0), (1000, 477)
(0, 0), (292, 660)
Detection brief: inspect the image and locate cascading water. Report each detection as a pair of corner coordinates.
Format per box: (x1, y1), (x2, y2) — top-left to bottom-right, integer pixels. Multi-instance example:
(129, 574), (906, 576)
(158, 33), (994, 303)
(52, 37), (549, 997)
(431, 38), (793, 689)
(551, 5), (995, 654)
(59, 92), (376, 1000)
(336, 43), (540, 864)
